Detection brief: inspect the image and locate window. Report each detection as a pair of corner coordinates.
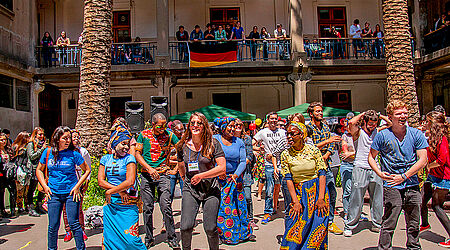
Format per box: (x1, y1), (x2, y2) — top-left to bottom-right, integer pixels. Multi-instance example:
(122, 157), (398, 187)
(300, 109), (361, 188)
(317, 7), (347, 38)
(1, 0), (13, 11)
(113, 11), (131, 43)
(186, 91), (193, 99)
(16, 80), (30, 112)
(212, 93), (241, 111)
(0, 75), (13, 109)
(210, 8), (240, 28)
(110, 96), (132, 122)
(322, 90), (352, 110)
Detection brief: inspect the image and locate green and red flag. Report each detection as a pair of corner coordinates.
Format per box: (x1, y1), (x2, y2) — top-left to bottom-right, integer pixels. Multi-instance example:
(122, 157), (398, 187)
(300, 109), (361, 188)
(188, 42), (237, 67)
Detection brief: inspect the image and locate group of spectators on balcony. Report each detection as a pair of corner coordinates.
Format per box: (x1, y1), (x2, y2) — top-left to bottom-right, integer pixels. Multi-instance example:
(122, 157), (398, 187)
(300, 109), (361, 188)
(430, 11), (450, 33)
(175, 22), (290, 62)
(305, 19), (385, 60)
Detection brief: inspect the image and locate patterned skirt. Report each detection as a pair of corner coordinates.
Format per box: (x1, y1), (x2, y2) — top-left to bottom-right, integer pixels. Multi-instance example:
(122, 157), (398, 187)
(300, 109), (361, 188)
(103, 197), (146, 250)
(253, 152), (266, 182)
(280, 178), (329, 250)
(217, 177), (253, 244)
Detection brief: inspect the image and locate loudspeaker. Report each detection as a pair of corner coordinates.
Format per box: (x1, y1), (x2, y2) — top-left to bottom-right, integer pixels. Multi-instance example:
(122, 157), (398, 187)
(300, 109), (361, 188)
(125, 101), (145, 134)
(150, 96), (169, 121)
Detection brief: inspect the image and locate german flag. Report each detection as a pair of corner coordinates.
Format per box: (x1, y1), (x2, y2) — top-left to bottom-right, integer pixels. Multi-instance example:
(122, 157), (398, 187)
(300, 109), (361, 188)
(189, 42), (238, 67)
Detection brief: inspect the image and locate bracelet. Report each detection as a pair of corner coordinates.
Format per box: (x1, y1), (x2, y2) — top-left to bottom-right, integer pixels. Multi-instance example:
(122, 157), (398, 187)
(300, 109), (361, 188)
(401, 173), (407, 180)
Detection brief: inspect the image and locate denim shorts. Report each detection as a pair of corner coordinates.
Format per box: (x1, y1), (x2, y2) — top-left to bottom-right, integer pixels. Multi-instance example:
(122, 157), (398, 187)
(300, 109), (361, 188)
(428, 174), (450, 190)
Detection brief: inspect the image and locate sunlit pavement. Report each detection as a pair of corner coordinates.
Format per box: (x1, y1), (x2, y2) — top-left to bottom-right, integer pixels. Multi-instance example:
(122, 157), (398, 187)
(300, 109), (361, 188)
(0, 187), (448, 250)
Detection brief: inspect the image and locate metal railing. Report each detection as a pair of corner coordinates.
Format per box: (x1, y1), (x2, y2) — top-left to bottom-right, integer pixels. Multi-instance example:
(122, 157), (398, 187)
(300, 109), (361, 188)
(111, 42), (156, 65)
(35, 42), (157, 67)
(424, 25), (450, 55)
(304, 38), (416, 60)
(169, 38), (292, 63)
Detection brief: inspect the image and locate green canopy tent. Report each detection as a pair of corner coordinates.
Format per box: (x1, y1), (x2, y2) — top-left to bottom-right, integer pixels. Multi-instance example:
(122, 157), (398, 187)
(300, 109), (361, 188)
(277, 103), (359, 119)
(169, 104), (257, 123)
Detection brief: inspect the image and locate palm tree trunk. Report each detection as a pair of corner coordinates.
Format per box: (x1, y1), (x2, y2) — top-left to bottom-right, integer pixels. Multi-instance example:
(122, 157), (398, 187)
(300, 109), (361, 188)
(382, 0), (420, 126)
(76, 0), (112, 156)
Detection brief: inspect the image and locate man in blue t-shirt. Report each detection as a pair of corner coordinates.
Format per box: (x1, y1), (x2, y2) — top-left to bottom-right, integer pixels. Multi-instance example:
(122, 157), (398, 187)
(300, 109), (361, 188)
(368, 100), (428, 250)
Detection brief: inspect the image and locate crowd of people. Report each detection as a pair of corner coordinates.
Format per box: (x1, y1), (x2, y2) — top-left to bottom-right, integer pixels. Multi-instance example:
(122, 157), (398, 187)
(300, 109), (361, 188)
(176, 22), (291, 62)
(2, 100), (450, 249)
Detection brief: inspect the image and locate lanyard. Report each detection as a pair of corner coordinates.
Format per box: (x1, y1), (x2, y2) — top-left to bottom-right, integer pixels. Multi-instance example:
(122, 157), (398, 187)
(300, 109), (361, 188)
(188, 147), (200, 163)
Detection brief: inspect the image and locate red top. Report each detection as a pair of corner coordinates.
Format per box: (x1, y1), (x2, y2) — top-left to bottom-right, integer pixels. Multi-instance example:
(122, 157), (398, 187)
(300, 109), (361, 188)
(428, 136), (450, 180)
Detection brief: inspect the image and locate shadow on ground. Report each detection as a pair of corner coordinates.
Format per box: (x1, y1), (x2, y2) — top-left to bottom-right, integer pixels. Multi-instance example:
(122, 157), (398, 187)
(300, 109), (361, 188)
(0, 223), (34, 237)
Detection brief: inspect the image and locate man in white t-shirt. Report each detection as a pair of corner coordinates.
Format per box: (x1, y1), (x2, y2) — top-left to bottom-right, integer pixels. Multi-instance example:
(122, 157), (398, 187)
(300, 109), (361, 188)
(273, 24), (289, 60)
(253, 112), (286, 225)
(343, 110), (391, 237)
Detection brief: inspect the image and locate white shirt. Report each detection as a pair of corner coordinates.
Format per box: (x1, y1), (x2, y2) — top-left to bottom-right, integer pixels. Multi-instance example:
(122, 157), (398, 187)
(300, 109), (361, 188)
(274, 28), (287, 38)
(254, 128), (287, 166)
(350, 24), (362, 38)
(76, 146), (91, 180)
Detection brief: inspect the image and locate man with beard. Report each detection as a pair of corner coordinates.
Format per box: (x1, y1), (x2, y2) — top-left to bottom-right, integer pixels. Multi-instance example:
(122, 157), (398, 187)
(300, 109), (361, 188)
(343, 110), (391, 237)
(135, 113), (180, 249)
(306, 102), (343, 234)
(253, 112), (287, 225)
(369, 100), (428, 249)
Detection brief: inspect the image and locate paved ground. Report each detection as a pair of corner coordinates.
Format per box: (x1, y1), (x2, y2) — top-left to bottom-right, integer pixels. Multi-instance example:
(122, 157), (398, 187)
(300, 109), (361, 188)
(0, 186), (448, 250)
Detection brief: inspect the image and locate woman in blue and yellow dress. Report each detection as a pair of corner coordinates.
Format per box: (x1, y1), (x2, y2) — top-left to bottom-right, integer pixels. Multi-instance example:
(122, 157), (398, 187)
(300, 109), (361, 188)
(98, 126), (146, 250)
(280, 122), (329, 250)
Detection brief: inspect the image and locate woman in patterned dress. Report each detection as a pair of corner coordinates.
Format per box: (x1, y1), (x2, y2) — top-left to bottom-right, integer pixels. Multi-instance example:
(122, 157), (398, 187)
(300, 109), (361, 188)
(98, 125), (146, 249)
(280, 122), (329, 250)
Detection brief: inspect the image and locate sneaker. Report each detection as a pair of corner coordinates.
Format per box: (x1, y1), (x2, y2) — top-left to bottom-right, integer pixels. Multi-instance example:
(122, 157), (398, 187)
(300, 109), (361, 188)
(64, 231), (73, 242)
(439, 239), (450, 248)
(83, 231), (88, 241)
(360, 216), (369, 222)
(370, 226), (380, 233)
(250, 221), (259, 230)
(248, 234), (257, 241)
(420, 224), (431, 232)
(28, 210), (40, 217)
(146, 241), (155, 249)
(328, 223), (343, 235)
(343, 229), (352, 237)
(261, 214), (271, 224)
(167, 239), (180, 249)
(160, 225), (166, 234)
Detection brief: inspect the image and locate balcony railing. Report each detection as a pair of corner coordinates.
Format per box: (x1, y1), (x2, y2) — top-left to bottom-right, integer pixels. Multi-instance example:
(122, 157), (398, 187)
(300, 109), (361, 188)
(424, 25), (450, 55)
(169, 39), (292, 63)
(304, 38), (417, 60)
(35, 42), (157, 68)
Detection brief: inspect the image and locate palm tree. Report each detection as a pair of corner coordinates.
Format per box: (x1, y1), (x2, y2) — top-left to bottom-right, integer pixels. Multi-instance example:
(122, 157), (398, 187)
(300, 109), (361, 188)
(76, 0), (113, 156)
(382, 0), (420, 126)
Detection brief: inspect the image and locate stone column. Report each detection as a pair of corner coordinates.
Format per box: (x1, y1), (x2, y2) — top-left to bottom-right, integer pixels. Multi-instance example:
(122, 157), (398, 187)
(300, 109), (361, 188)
(289, 0), (304, 54)
(32, 80), (45, 128)
(421, 70), (435, 113)
(156, 0), (169, 56)
(288, 72), (311, 106)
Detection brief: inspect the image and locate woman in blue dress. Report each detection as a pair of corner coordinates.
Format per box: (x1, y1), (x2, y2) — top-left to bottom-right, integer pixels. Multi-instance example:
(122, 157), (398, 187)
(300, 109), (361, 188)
(213, 117), (255, 244)
(98, 125), (146, 250)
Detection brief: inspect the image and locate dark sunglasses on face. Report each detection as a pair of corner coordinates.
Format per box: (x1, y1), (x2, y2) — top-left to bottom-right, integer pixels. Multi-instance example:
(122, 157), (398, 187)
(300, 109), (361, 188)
(155, 125), (166, 129)
(287, 132), (301, 137)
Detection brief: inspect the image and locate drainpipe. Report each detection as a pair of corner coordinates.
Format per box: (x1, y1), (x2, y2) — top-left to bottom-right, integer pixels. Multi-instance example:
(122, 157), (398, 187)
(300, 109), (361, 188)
(168, 78), (177, 116)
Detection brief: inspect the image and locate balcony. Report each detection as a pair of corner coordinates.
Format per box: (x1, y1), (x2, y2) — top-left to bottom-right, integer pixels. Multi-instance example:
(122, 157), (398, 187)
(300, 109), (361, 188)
(169, 39), (292, 63)
(304, 38), (386, 60)
(423, 26), (450, 55)
(35, 42), (157, 68)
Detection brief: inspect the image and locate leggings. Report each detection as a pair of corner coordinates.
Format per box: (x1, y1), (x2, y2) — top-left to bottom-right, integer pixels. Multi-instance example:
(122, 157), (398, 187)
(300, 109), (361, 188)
(421, 182), (450, 237)
(0, 176), (17, 213)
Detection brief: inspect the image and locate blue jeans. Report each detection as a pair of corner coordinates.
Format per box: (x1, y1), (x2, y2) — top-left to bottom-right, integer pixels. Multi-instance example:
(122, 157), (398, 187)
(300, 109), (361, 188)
(281, 177), (292, 213)
(264, 165), (275, 215)
(48, 193), (85, 250)
(340, 162), (354, 215)
(326, 168), (337, 223)
(169, 173), (183, 200)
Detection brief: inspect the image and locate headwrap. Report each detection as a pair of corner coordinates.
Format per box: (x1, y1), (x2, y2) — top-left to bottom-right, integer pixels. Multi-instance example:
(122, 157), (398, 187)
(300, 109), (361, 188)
(289, 121), (308, 140)
(109, 124), (132, 149)
(213, 117), (236, 133)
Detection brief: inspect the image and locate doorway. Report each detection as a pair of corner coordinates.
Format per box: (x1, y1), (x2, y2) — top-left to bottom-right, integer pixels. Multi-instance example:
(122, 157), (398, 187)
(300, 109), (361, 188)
(212, 93), (242, 111)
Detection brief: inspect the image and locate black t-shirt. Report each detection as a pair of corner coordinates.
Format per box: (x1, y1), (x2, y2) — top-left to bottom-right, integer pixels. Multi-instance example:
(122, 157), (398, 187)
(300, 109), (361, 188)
(177, 138), (224, 200)
(176, 31), (189, 41)
(204, 30), (215, 40)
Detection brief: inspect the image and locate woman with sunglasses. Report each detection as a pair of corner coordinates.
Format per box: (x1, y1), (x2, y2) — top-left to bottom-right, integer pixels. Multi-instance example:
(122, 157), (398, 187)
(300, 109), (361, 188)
(98, 125), (146, 249)
(36, 126), (91, 250)
(62, 129), (91, 242)
(176, 112), (226, 250)
(213, 117), (255, 245)
(280, 122), (329, 249)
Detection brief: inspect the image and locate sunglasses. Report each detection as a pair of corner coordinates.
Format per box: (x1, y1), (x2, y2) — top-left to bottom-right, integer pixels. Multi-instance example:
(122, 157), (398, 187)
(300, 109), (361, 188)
(287, 132), (301, 137)
(155, 125), (166, 129)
